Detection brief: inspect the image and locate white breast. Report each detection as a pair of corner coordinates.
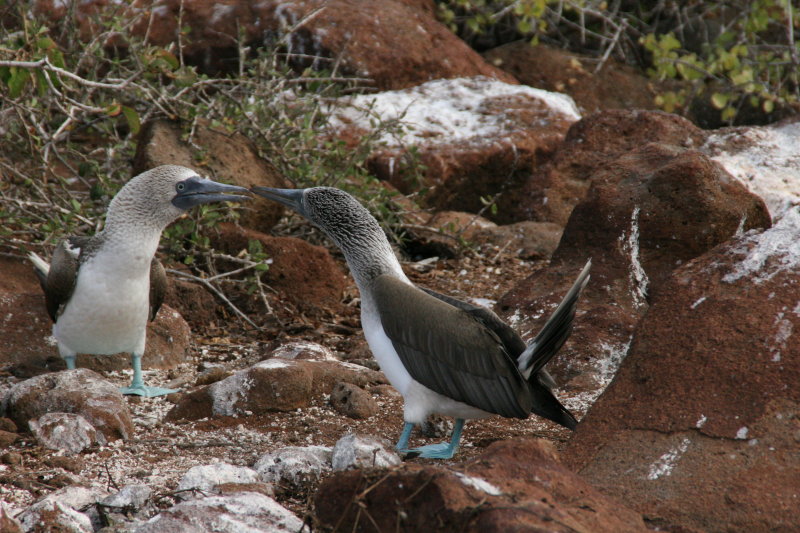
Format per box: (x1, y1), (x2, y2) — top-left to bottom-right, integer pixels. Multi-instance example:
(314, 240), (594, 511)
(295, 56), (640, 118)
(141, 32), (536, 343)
(53, 247), (153, 356)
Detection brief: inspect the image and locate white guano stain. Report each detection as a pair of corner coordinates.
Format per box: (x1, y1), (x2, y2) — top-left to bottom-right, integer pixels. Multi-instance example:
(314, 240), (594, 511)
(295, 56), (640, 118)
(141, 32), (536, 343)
(647, 437), (691, 480)
(620, 207), (649, 308)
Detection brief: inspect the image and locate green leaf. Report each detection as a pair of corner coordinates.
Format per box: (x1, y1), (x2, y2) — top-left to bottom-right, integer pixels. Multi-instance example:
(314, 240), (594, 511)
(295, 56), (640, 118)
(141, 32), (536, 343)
(7, 68), (30, 98)
(763, 99), (775, 113)
(121, 106), (140, 134)
(711, 92), (730, 109)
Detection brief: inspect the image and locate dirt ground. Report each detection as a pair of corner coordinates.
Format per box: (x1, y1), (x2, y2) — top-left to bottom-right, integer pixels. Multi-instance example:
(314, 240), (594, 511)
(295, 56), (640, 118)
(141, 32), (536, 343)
(0, 239), (575, 524)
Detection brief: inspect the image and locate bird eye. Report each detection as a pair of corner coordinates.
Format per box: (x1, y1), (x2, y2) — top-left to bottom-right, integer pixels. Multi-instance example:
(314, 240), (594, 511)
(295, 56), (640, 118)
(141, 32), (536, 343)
(176, 183), (185, 192)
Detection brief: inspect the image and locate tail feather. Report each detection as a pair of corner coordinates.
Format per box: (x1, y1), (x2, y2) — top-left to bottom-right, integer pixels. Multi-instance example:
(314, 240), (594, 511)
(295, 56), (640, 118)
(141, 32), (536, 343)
(28, 252), (50, 288)
(530, 384), (578, 430)
(519, 259), (591, 379)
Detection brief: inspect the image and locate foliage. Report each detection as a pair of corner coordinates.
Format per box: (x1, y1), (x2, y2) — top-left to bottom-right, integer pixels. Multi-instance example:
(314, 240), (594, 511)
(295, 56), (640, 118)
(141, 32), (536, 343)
(435, 0), (799, 125)
(0, 8), (415, 328)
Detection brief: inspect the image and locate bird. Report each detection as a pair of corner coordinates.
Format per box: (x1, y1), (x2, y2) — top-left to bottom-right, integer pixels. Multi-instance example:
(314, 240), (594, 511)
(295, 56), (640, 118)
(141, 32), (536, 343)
(251, 186), (590, 459)
(28, 165), (250, 397)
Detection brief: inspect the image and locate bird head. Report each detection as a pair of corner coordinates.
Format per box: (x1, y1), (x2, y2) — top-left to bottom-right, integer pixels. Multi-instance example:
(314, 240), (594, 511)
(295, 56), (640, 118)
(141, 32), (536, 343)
(108, 165), (250, 230)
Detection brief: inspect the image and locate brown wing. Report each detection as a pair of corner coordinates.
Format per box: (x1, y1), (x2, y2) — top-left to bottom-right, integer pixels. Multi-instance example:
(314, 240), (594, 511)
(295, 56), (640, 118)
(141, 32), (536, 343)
(371, 275), (532, 418)
(149, 258), (167, 321)
(43, 236), (90, 322)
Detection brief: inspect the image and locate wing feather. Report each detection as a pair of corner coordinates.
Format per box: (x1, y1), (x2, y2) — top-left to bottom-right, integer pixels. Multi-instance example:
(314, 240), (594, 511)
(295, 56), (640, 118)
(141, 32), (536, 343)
(371, 275), (531, 418)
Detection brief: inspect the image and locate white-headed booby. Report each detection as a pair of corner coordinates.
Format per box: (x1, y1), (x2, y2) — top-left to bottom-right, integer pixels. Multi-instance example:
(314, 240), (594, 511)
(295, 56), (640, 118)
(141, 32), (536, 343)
(29, 165), (250, 397)
(252, 186), (589, 459)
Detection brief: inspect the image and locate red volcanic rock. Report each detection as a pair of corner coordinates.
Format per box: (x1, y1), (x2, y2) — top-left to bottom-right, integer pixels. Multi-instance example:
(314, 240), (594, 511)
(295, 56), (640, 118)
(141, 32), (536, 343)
(497, 141), (769, 416)
(314, 438), (647, 532)
(329, 76), (580, 222)
(211, 222), (347, 316)
(563, 212), (800, 532)
(513, 109), (708, 225)
(30, 0), (513, 88)
(133, 119), (287, 234)
(167, 358), (385, 421)
(5, 368), (134, 441)
(484, 42), (662, 115)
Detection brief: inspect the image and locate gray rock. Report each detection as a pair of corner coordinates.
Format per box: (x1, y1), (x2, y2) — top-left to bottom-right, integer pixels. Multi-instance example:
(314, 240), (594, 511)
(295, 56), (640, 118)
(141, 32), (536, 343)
(132, 492), (305, 533)
(29, 412), (103, 455)
(271, 341), (338, 361)
(0, 502), (22, 533)
(331, 434), (401, 471)
(101, 484), (152, 510)
(18, 486), (108, 532)
(177, 463), (260, 499)
(5, 369), (133, 441)
(254, 445), (332, 487)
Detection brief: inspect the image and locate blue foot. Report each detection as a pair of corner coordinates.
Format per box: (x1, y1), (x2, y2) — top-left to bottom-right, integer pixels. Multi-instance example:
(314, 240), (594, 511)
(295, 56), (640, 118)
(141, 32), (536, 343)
(406, 442), (458, 459)
(120, 385), (179, 397)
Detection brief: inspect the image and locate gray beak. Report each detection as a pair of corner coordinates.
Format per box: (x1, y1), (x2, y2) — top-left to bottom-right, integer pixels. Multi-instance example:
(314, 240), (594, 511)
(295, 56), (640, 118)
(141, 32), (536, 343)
(172, 177), (251, 210)
(251, 187), (306, 216)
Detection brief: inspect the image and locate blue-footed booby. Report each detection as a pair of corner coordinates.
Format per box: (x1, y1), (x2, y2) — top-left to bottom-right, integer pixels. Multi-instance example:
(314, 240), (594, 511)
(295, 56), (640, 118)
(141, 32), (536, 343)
(29, 165), (250, 397)
(252, 186), (589, 459)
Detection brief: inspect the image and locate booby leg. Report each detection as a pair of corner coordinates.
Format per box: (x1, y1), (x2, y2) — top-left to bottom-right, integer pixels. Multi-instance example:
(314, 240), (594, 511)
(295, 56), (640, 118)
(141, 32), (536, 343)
(58, 345), (77, 370)
(395, 422), (415, 451)
(408, 418), (465, 459)
(120, 353), (179, 397)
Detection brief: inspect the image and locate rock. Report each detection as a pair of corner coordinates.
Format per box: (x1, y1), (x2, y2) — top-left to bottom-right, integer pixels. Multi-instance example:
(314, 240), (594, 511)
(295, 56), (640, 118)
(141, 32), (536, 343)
(315, 438), (647, 532)
(404, 211), (497, 259)
(330, 382), (378, 419)
(253, 445), (332, 488)
(331, 434), (401, 470)
(2, 452), (22, 466)
(133, 119), (287, 233)
(17, 499), (93, 533)
(18, 486), (108, 533)
(704, 118), (800, 220)
(101, 484), (152, 511)
(0, 430), (18, 448)
(30, 0), (510, 86)
(0, 417), (18, 432)
(484, 42), (661, 116)
(133, 492), (304, 533)
(327, 76), (580, 221)
(177, 463), (261, 499)
(5, 369), (133, 441)
(211, 223), (346, 317)
(29, 412), (102, 455)
(168, 358), (384, 421)
(472, 220), (564, 260)
(497, 141), (770, 412)
(0, 257), (60, 375)
(164, 278), (219, 333)
(514, 109), (708, 225)
(44, 455), (85, 474)
(271, 341), (338, 361)
(563, 210), (800, 532)
(0, 502), (22, 533)
(194, 366), (231, 387)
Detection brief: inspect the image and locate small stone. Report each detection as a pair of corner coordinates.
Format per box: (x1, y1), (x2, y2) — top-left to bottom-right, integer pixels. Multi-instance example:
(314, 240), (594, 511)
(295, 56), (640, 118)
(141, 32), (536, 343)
(29, 412), (101, 455)
(102, 484), (152, 510)
(1, 452), (22, 465)
(330, 382), (378, 419)
(331, 434), (401, 471)
(194, 366), (231, 386)
(0, 430), (19, 447)
(0, 417), (18, 432)
(177, 463), (261, 500)
(44, 455), (85, 474)
(254, 445), (332, 487)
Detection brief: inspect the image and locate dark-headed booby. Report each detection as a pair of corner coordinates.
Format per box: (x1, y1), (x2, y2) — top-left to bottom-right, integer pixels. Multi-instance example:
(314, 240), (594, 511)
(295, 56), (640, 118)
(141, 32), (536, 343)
(29, 165), (250, 397)
(252, 186), (589, 459)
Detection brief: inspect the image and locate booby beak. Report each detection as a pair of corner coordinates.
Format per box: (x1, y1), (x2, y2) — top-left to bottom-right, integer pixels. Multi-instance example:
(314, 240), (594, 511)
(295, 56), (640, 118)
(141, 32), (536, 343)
(251, 187), (306, 216)
(172, 177), (251, 210)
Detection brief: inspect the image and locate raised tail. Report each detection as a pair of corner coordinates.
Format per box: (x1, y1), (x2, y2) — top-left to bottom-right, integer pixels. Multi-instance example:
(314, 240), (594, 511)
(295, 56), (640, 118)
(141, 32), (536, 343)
(518, 259), (591, 379)
(28, 251), (50, 288)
